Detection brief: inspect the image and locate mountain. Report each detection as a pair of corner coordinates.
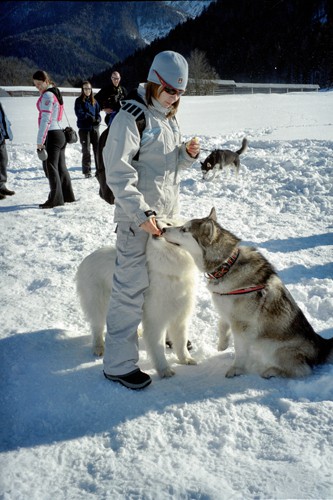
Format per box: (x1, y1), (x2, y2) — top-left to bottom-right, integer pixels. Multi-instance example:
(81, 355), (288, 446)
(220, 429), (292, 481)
(1, 0), (331, 88)
(0, 0), (213, 85)
(99, 0), (333, 89)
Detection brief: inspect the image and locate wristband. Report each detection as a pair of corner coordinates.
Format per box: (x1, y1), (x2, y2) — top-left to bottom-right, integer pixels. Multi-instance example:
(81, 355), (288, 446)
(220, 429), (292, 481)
(144, 210), (157, 218)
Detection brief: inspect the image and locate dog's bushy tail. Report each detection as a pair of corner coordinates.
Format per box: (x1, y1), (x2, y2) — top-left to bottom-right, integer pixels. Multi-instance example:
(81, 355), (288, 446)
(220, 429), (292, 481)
(237, 137), (248, 155)
(325, 337), (333, 364)
(316, 335), (333, 366)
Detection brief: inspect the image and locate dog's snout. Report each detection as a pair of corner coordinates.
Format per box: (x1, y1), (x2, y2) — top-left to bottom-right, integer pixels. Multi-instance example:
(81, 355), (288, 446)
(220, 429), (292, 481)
(161, 227), (166, 234)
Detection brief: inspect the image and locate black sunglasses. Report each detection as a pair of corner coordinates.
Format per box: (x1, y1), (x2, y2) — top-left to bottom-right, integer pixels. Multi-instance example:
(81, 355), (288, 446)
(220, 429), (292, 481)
(154, 70), (185, 96)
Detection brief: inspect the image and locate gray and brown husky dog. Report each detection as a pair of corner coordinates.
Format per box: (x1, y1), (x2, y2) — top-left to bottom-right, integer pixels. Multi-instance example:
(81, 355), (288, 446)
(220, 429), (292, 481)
(201, 138), (248, 179)
(162, 208), (333, 378)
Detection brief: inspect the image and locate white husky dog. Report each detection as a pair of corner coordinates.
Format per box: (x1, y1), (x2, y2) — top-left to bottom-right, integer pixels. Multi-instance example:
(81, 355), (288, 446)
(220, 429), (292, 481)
(76, 223), (198, 378)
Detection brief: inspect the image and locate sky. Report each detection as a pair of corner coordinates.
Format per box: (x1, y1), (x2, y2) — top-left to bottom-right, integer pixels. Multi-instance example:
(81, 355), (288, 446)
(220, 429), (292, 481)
(0, 89), (333, 500)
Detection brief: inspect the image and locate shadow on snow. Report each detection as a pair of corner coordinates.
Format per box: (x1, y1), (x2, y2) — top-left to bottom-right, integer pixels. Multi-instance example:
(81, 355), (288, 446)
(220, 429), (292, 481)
(0, 327), (332, 452)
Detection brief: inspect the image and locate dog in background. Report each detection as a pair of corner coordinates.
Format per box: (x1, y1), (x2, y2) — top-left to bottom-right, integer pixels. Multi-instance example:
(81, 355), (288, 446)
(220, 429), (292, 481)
(201, 138), (248, 179)
(76, 221), (198, 378)
(162, 208), (333, 379)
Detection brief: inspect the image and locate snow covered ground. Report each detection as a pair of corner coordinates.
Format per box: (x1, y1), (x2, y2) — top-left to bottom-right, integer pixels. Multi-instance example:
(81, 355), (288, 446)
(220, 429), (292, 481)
(0, 90), (332, 500)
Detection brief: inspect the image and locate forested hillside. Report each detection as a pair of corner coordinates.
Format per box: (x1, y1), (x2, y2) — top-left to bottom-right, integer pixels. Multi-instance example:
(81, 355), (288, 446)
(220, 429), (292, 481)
(92, 0), (333, 89)
(0, 0), (331, 88)
(0, 0), (212, 85)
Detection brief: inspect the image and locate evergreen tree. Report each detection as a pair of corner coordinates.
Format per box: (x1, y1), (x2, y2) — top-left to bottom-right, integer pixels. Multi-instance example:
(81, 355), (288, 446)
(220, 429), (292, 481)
(188, 49), (219, 95)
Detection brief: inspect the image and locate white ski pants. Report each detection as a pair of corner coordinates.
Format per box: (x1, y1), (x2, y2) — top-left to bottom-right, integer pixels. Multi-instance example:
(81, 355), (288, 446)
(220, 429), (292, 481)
(103, 222), (149, 376)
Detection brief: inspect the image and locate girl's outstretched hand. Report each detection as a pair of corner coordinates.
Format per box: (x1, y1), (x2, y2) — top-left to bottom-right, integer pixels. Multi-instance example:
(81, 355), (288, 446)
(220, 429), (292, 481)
(140, 217), (161, 236)
(186, 136), (200, 158)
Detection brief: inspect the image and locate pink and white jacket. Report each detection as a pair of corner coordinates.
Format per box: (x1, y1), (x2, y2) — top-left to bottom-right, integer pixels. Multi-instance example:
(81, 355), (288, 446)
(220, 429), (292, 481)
(36, 87), (63, 144)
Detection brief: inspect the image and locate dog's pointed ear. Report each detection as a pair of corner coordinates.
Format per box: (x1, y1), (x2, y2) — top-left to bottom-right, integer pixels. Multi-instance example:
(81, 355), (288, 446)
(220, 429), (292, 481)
(200, 219), (217, 245)
(208, 207), (217, 221)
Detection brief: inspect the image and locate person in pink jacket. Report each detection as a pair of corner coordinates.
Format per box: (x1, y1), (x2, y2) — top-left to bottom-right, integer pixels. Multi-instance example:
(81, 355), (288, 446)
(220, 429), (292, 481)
(33, 70), (75, 209)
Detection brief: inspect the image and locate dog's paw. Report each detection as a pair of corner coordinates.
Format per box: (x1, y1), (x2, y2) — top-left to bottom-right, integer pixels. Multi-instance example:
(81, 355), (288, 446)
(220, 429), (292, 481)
(182, 356), (197, 366)
(158, 366), (176, 378)
(261, 366), (290, 378)
(93, 344), (104, 357)
(261, 367), (278, 378)
(225, 365), (244, 378)
(218, 338), (230, 351)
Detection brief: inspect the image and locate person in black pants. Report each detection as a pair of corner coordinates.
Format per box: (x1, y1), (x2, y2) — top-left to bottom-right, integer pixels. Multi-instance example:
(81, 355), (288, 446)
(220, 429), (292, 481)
(33, 70), (76, 209)
(44, 129), (76, 205)
(74, 81), (101, 178)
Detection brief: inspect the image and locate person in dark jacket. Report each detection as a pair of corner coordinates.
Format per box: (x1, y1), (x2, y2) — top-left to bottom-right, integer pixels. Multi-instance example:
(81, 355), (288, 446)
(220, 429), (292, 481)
(94, 71), (127, 126)
(0, 102), (15, 200)
(74, 81), (101, 178)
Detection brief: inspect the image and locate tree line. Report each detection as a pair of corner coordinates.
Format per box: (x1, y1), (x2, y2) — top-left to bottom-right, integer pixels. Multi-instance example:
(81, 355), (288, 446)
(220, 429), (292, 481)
(90, 0), (333, 90)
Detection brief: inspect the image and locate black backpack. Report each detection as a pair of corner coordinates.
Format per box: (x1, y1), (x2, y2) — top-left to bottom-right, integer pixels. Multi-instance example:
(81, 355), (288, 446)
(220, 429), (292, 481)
(96, 91), (146, 205)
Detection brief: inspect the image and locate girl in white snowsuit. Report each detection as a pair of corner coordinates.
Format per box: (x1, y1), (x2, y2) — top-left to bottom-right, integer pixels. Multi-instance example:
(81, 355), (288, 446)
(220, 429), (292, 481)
(102, 51), (200, 389)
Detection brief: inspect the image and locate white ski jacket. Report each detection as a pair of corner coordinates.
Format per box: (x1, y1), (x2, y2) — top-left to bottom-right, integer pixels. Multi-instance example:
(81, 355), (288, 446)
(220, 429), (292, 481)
(103, 84), (195, 226)
(36, 87), (63, 145)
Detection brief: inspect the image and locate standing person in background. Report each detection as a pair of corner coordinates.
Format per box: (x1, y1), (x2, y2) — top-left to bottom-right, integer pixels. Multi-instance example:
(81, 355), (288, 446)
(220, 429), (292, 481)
(74, 81), (101, 178)
(95, 71), (127, 126)
(33, 70), (76, 209)
(102, 51), (200, 390)
(0, 102), (15, 200)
